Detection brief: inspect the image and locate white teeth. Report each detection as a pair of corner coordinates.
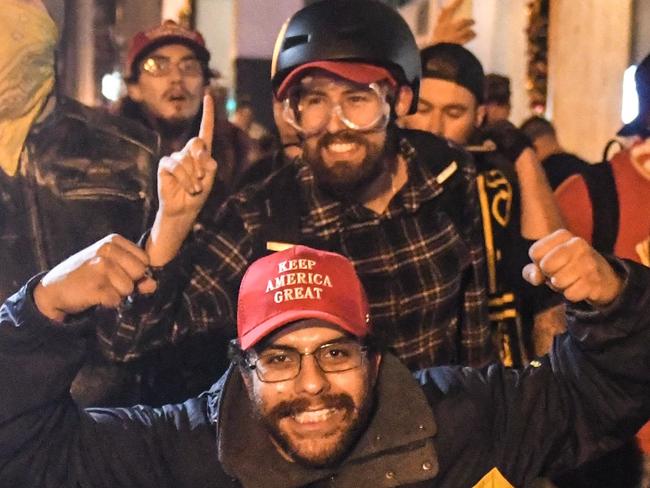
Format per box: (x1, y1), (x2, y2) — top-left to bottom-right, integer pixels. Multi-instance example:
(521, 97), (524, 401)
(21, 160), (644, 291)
(328, 143), (355, 153)
(293, 408), (338, 424)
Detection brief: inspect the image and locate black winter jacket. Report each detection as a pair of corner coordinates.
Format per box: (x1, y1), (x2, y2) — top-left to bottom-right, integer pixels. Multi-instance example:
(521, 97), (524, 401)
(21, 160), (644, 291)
(1, 261), (649, 487)
(0, 96), (158, 302)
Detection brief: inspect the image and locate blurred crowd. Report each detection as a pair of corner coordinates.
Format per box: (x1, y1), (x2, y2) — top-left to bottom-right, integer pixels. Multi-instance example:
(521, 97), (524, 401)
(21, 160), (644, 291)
(0, 0), (649, 487)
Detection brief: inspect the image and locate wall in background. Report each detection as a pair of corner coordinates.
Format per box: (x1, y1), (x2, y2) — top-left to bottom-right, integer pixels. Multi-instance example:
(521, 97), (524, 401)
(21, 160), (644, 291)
(548, 0), (632, 162)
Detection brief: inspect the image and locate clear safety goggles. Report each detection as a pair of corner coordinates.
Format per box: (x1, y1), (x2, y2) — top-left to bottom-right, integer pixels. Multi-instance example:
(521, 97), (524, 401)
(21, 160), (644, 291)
(281, 79), (391, 137)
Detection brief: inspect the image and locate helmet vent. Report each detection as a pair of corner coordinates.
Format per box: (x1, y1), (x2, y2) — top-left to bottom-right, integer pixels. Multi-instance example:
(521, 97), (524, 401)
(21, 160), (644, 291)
(283, 34), (310, 50)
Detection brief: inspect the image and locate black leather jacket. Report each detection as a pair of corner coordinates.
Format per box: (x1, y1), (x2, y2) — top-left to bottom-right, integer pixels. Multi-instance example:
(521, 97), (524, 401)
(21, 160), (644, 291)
(0, 96), (158, 302)
(0, 96), (158, 407)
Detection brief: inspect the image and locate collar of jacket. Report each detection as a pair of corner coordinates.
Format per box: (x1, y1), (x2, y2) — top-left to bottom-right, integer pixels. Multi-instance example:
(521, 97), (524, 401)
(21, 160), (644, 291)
(207, 354), (439, 488)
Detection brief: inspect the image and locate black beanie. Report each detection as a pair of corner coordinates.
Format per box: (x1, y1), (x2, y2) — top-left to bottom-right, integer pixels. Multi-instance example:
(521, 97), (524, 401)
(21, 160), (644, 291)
(420, 43), (485, 104)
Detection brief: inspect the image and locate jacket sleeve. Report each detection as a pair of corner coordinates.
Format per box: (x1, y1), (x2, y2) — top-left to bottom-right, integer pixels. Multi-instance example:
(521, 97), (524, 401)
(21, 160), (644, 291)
(423, 259), (650, 486)
(0, 279), (220, 488)
(99, 195), (258, 362)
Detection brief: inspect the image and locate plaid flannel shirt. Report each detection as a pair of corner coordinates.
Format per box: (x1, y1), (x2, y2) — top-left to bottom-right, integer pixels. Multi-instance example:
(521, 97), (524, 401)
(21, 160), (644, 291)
(104, 133), (493, 370)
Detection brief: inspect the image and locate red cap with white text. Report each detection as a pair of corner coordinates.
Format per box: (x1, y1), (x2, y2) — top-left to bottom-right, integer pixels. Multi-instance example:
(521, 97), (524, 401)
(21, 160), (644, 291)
(237, 246), (370, 350)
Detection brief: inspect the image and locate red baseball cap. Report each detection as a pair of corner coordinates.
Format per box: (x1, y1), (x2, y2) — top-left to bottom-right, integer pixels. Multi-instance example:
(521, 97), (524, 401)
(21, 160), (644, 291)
(125, 20), (211, 81)
(275, 61), (397, 100)
(237, 245), (371, 350)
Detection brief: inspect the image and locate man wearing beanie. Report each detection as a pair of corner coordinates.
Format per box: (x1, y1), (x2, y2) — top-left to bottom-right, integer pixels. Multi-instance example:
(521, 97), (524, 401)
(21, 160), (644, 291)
(403, 43), (566, 366)
(115, 20), (252, 196)
(2, 230), (650, 487)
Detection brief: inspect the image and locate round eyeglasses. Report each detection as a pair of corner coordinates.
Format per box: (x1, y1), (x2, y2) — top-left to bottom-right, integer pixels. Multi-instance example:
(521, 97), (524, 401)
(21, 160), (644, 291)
(140, 56), (203, 77)
(282, 81), (391, 137)
(246, 340), (368, 383)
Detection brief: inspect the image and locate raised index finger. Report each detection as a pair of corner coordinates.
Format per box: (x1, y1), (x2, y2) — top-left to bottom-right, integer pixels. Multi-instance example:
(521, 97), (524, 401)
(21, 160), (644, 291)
(198, 93), (214, 154)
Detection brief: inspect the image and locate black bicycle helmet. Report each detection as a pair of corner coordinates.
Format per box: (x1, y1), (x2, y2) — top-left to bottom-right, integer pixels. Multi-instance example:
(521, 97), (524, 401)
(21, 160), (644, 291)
(271, 0), (421, 113)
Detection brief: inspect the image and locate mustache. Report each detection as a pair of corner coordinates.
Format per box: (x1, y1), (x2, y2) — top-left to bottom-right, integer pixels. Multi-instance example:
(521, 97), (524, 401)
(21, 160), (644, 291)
(162, 87), (192, 99)
(317, 130), (369, 149)
(266, 394), (355, 422)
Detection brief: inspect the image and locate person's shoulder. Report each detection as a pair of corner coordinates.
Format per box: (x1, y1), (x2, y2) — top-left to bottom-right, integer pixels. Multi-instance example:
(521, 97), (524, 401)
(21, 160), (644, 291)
(204, 157), (301, 226)
(401, 127), (470, 160)
(399, 128), (475, 179)
(56, 96), (159, 154)
(555, 173), (590, 206)
(234, 156), (301, 202)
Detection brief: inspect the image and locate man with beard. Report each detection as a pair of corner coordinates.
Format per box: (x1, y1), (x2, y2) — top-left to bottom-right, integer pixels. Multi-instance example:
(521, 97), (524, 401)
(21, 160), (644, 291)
(107, 0), (493, 376)
(111, 20), (259, 405)
(2, 233), (650, 487)
(115, 20), (252, 196)
(402, 43), (566, 365)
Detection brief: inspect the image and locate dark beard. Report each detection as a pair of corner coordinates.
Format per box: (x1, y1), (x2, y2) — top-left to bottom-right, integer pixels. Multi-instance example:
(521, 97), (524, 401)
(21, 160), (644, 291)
(303, 127), (398, 200)
(257, 391), (375, 468)
(153, 116), (195, 155)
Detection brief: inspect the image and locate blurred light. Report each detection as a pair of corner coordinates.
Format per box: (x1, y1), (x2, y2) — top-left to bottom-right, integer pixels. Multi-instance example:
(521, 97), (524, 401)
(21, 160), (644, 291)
(226, 97), (237, 116)
(101, 71), (124, 102)
(622, 64), (638, 124)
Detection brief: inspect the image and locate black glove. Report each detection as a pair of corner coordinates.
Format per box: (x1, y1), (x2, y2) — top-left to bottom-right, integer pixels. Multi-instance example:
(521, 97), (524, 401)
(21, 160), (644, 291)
(483, 120), (533, 163)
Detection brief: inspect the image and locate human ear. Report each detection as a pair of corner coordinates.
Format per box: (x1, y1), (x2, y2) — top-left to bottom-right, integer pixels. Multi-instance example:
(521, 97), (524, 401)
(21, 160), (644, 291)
(127, 83), (144, 102)
(394, 86), (414, 117)
(475, 104), (486, 128)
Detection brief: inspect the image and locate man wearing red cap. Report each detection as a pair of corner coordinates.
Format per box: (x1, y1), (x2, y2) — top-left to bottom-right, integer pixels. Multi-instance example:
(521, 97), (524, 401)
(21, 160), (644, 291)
(2, 229), (650, 487)
(114, 20), (252, 195)
(108, 20), (261, 405)
(109, 0), (494, 382)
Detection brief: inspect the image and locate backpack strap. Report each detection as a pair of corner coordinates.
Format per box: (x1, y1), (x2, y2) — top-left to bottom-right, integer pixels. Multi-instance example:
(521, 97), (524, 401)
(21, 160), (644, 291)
(583, 140), (620, 254)
(258, 163), (303, 254)
(400, 128), (471, 235)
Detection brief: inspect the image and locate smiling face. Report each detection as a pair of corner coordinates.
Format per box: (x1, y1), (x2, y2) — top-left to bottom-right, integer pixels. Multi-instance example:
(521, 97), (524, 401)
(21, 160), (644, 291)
(299, 77), (389, 195)
(242, 319), (381, 467)
(403, 78), (483, 145)
(293, 75), (412, 196)
(127, 43), (205, 124)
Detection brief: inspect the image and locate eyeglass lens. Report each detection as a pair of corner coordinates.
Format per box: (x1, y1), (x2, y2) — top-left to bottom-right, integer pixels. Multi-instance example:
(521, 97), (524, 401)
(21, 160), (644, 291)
(141, 56), (203, 77)
(253, 341), (366, 382)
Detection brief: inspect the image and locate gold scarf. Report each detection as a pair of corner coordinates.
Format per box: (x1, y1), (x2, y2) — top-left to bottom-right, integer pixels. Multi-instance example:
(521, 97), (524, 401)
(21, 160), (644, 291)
(0, 0), (58, 176)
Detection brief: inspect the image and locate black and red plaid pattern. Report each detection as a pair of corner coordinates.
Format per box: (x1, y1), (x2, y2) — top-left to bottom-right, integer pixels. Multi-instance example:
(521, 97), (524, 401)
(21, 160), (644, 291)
(104, 137), (493, 370)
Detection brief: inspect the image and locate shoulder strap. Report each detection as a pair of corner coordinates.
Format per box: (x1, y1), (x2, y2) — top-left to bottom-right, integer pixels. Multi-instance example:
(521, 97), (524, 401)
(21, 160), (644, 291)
(582, 144), (619, 253)
(401, 129), (469, 234)
(258, 162), (302, 254)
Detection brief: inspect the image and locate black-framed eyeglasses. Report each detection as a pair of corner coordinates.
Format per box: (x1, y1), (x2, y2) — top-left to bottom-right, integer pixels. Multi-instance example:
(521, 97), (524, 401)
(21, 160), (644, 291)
(140, 56), (203, 77)
(246, 339), (368, 383)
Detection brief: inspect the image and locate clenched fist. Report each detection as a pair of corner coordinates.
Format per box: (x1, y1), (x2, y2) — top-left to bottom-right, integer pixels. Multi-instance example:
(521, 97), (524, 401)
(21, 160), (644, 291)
(523, 229), (623, 306)
(34, 235), (156, 322)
